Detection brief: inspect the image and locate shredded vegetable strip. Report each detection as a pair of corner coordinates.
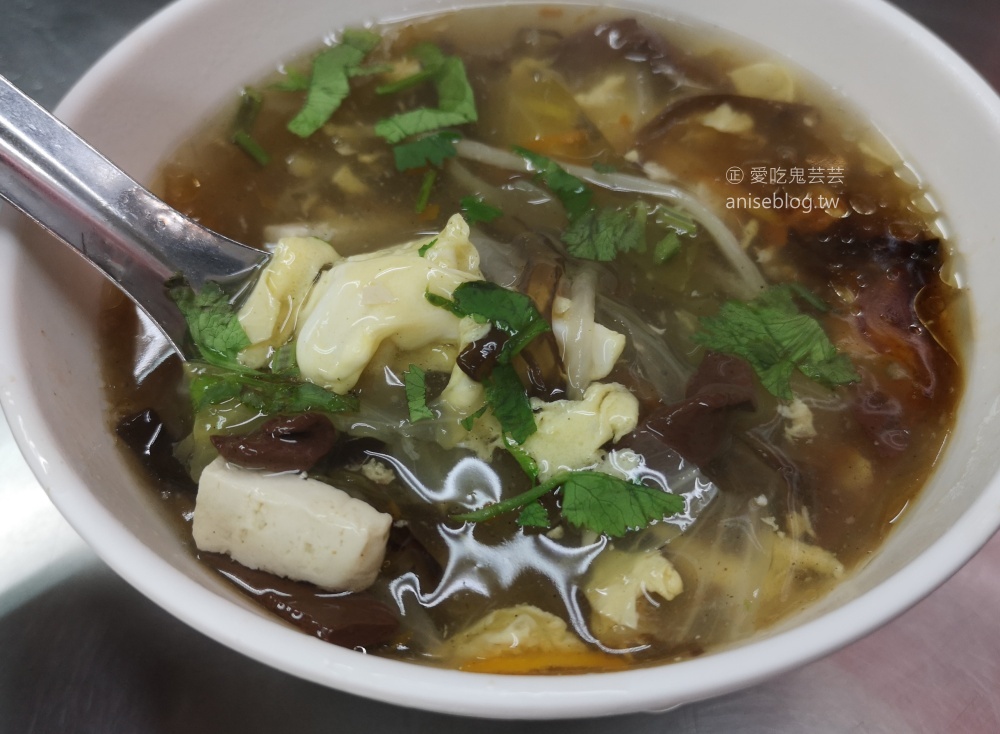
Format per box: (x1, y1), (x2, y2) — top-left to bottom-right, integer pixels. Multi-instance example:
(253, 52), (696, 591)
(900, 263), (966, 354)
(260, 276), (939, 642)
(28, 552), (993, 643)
(454, 139), (767, 298)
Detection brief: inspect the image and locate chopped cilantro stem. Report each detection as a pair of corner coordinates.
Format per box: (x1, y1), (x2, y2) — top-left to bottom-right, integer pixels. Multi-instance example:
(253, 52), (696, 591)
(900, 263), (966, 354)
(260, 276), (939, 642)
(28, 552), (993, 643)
(233, 88), (263, 132)
(233, 131), (270, 166)
(231, 89), (269, 166)
(452, 473), (566, 523)
(414, 169), (437, 213)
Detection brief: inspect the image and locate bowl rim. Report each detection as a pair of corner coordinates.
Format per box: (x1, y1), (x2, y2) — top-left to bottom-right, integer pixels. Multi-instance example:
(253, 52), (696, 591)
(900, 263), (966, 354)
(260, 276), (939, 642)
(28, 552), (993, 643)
(2, 0), (1000, 720)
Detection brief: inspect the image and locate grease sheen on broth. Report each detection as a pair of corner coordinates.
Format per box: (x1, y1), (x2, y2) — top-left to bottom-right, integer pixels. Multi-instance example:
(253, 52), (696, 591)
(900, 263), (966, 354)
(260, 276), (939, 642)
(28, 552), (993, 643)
(102, 4), (964, 673)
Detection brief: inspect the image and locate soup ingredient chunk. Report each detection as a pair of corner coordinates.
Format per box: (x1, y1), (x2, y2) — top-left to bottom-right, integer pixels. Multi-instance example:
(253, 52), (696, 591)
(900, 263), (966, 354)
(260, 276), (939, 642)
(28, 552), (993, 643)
(193, 457), (392, 591)
(295, 214), (483, 393)
(584, 548), (683, 637)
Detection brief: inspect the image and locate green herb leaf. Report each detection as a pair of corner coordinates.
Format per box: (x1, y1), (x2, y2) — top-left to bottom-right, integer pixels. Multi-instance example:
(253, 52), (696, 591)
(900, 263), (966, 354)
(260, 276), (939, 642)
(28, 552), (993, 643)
(410, 42), (447, 70)
(232, 131), (270, 166)
(451, 469), (684, 536)
(287, 29), (380, 138)
(190, 367), (358, 415)
(271, 381), (359, 414)
(427, 280), (550, 443)
(269, 343), (300, 376)
(694, 285), (860, 399)
(653, 231), (682, 264)
(460, 195), (503, 225)
(460, 404), (488, 430)
(414, 169), (437, 214)
(393, 131), (461, 171)
(404, 364), (435, 422)
(513, 147), (592, 222)
(375, 54), (477, 143)
(168, 281), (250, 368)
(560, 472), (686, 538)
(418, 237), (438, 257)
(504, 434), (539, 480)
(190, 371), (243, 410)
(563, 203), (648, 262)
(231, 88), (269, 166)
(348, 62), (394, 78)
(430, 281), (550, 361)
(516, 501), (550, 528)
(483, 363), (536, 444)
(652, 203), (697, 235)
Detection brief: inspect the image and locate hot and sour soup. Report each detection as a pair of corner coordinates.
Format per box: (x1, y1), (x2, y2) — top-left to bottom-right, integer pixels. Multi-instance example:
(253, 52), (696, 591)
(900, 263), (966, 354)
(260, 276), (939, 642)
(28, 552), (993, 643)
(105, 5), (965, 673)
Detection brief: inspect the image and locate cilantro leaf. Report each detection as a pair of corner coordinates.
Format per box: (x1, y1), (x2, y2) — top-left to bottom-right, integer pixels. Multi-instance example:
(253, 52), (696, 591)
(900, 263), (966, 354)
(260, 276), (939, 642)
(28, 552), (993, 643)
(375, 55), (477, 143)
(434, 281), (550, 361)
(694, 285), (860, 399)
(452, 469), (684, 537)
(517, 501), (550, 528)
(460, 404), (488, 430)
(513, 147), (592, 221)
(563, 203), (648, 262)
(428, 280), (550, 443)
(168, 281), (250, 368)
(460, 195), (503, 225)
(483, 363), (536, 444)
(266, 381), (359, 414)
(418, 237), (438, 257)
(560, 472), (685, 538)
(393, 131), (461, 171)
(190, 368), (358, 415)
(404, 364), (435, 422)
(287, 29), (380, 138)
(511, 150), (699, 265)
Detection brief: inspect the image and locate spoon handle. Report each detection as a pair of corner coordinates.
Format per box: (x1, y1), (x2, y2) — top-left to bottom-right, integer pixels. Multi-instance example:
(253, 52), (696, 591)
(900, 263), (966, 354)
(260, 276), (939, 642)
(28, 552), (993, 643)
(0, 74), (268, 355)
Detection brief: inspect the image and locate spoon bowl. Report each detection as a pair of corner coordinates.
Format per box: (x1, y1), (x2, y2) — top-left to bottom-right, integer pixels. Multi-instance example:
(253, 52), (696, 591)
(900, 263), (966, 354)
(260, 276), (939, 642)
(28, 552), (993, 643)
(0, 74), (269, 357)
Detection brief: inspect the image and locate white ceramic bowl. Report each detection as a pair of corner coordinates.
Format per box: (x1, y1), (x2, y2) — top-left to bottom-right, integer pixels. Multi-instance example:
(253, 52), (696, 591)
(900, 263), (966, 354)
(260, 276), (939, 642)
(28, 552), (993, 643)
(2, 0), (1000, 720)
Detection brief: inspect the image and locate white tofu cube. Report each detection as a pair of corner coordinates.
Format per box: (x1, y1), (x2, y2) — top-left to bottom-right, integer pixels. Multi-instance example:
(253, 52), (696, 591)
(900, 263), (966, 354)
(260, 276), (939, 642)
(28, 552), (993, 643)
(193, 457), (392, 592)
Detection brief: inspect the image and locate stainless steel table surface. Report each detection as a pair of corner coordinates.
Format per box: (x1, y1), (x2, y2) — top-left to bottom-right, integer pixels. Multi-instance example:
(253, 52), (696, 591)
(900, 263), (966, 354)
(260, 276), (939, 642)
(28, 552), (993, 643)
(1, 1), (999, 731)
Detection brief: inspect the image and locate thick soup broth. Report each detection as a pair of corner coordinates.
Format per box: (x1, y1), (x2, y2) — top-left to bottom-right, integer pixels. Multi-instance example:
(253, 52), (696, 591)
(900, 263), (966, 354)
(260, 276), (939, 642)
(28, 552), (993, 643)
(103, 4), (964, 673)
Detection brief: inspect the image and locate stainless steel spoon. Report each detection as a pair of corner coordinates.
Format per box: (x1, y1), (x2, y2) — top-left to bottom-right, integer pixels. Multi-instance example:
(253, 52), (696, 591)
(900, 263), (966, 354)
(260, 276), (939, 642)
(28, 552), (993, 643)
(0, 74), (270, 358)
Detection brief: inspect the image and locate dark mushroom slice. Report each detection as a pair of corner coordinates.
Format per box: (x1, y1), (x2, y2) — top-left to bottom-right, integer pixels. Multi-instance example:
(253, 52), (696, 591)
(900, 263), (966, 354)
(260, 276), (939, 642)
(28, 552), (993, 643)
(203, 552), (400, 650)
(622, 351), (757, 468)
(211, 413), (338, 472)
(115, 408), (195, 491)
